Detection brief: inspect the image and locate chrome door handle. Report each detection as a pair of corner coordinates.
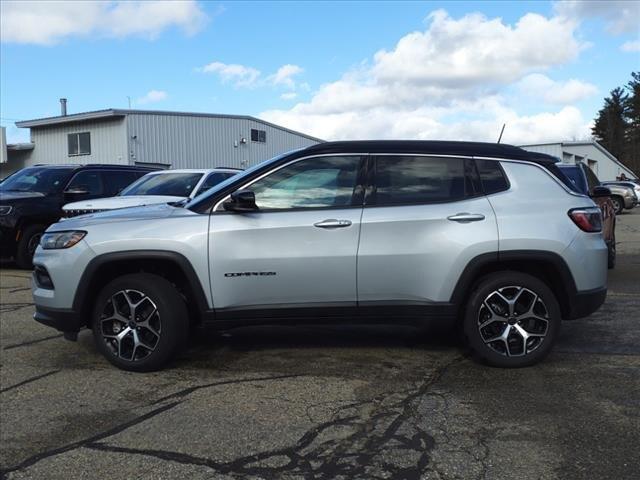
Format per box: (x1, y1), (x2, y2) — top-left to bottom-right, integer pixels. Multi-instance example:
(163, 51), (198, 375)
(447, 213), (485, 222)
(314, 219), (352, 228)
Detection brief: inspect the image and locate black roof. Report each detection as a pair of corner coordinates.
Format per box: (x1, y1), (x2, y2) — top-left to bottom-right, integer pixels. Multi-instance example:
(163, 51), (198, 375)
(32, 164), (159, 171)
(303, 140), (559, 165)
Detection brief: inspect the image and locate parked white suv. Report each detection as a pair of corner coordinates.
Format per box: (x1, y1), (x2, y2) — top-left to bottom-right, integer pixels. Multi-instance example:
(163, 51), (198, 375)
(32, 141), (608, 371)
(62, 168), (240, 217)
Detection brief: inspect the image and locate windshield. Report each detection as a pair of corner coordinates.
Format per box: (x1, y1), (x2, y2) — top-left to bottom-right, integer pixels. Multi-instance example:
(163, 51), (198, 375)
(120, 172), (204, 197)
(0, 167), (74, 194)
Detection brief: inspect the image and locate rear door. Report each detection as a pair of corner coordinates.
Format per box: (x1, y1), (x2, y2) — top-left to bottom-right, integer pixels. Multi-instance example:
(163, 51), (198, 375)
(357, 155), (498, 306)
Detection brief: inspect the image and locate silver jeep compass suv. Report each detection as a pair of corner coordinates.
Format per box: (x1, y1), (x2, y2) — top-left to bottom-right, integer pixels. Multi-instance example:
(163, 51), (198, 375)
(31, 141), (608, 371)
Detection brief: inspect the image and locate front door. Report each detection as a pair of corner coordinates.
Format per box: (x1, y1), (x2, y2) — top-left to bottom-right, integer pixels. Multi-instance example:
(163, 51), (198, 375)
(209, 155), (365, 314)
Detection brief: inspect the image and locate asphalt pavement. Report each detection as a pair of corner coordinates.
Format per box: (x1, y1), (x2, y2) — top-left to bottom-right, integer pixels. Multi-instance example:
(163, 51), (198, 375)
(1, 209), (639, 480)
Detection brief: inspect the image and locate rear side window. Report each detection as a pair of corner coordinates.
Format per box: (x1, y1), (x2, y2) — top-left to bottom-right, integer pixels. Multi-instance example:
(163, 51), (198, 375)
(372, 156), (466, 205)
(103, 171), (142, 196)
(475, 160), (509, 194)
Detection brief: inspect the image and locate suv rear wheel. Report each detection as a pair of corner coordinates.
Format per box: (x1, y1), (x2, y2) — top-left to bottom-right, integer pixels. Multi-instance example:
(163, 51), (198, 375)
(92, 273), (189, 372)
(463, 272), (561, 368)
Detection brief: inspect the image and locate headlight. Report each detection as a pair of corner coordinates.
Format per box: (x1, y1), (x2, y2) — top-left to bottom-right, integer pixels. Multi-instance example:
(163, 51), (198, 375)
(41, 231), (86, 249)
(0, 206), (13, 215)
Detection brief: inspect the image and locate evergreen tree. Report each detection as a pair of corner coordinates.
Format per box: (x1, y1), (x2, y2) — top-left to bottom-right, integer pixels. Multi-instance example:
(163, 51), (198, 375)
(624, 72), (640, 174)
(592, 87), (629, 162)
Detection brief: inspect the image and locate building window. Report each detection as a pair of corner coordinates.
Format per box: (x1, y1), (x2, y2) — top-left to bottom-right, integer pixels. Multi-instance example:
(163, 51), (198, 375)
(68, 132), (91, 156)
(251, 129), (266, 143)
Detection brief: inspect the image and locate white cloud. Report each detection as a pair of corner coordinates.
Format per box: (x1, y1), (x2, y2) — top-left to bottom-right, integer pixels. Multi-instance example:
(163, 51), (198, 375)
(198, 62), (305, 90)
(0, 0), (208, 45)
(199, 62), (261, 88)
(554, 0), (640, 34)
(621, 40), (640, 52)
(268, 64), (304, 89)
(517, 74), (597, 104)
(260, 9), (592, 144)
(136, 90), (168, 105)
(372, 10), (583, 89)
(280, 92), (298, 100)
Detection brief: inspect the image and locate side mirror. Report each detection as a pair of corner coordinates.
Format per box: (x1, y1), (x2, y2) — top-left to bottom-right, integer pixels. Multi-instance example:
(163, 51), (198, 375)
(591, 186), (612, 198)
(223, 190), (258, 212)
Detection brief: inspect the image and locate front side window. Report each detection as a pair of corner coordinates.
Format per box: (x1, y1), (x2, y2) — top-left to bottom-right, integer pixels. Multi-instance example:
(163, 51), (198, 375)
(372, 156), (466, 205)
(65, 170), (103, 195)
(246, 156), (361, 210)
(68, 132), (91, 156)
(120, 172), (204, 197)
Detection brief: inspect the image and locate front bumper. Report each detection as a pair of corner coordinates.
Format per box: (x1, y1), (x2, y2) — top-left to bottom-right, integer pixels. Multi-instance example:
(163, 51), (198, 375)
(564, 286), (607, 320)
(34, 305), (84, 333)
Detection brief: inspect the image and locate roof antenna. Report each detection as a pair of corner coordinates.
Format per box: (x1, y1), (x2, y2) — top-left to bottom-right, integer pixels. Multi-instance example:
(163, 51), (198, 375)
(497, 123), (506, 144)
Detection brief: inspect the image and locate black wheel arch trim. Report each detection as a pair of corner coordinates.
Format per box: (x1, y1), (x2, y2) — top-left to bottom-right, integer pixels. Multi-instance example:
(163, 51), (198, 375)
(449, 250), (601, 319)
(73, 250), (212, 323)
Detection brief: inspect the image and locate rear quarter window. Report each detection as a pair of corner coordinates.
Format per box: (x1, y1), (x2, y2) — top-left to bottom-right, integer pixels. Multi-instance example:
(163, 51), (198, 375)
(475, 160), (509, 194)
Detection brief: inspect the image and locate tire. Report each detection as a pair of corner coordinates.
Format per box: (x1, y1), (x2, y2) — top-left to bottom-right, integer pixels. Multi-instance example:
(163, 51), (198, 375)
(463, 272), (561, 368)
(92, 273), (189, 372)
(607, 236), (616, 270)
(15, 224), (45, 269)
(610, 196), (623, 215)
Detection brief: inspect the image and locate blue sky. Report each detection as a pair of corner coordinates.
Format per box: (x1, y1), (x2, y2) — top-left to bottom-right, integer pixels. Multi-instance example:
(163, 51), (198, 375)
(1, 1), (639, 144)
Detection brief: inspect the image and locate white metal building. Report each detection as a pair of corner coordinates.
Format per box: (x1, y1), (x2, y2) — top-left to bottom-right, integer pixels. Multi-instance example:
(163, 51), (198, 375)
(3, 107), (322, 176)
(520, 141), (637, 181)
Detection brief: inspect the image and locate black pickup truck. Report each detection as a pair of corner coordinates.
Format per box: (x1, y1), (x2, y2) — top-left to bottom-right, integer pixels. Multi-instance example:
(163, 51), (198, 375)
(0, 164), (157, 268)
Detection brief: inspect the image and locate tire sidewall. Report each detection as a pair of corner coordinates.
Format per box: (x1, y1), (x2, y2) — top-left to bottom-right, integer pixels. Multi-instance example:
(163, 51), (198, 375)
(463, 272), (561, 368)
(611, 197), (623, 215)
(92, 273), (188, 372)
(16, 224), (45, 269)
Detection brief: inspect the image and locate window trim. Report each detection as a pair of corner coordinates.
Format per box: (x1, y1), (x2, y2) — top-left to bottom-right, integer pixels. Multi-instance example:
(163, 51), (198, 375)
(474, 158), (511, 196)
(67, 132), (91, 157)
(250, 128), (266, 143)
(63, 169), (104, 195)
(212, 153), (368, 213)
(364, 154), (485, 208)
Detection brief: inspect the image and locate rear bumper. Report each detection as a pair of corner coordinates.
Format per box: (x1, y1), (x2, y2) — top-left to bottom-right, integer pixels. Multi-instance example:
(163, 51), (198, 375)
(33, 305), (84, 333)
(623, 196), (638, 209)
(565, 287), (607, 320)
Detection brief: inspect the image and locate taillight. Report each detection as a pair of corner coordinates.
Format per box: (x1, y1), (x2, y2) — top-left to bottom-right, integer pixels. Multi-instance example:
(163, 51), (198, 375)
(568, 207), (602, 232)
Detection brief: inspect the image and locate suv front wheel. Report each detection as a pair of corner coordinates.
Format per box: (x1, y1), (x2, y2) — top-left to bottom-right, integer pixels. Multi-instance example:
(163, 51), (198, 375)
(463, 272), (561, 368)
(92, 273), (189, 372)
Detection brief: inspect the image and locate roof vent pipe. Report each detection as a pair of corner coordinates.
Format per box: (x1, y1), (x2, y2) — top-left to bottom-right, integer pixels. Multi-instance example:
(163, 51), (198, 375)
(60, 98), (67, 116)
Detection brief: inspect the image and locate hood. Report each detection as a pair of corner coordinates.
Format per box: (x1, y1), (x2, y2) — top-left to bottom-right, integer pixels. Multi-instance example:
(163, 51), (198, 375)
(63, 195), (187, 211)
(0, 190), (46, 201)
(51, 203), (195, 230)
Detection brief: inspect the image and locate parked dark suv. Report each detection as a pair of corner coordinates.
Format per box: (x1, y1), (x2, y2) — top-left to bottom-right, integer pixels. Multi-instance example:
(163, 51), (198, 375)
(0, 164), (157, 268)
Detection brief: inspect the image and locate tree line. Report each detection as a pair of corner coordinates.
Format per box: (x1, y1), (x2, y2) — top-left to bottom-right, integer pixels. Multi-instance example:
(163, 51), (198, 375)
(592, 72), (639, 176)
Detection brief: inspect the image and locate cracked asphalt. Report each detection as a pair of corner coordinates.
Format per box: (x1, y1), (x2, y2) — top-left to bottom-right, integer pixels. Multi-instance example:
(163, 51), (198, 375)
(1, 210), (639, 480)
